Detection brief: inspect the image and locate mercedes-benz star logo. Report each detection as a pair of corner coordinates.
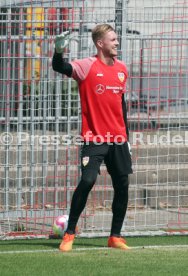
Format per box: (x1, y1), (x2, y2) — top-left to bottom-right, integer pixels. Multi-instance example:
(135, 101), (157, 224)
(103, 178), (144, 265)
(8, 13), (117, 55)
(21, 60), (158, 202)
(95, 84), (105, 94)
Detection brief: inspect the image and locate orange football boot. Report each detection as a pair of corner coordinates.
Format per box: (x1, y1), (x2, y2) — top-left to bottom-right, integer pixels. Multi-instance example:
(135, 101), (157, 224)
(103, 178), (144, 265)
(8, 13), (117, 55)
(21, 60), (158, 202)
(108, 236), (131, 250)
(59, 233), (75, 252)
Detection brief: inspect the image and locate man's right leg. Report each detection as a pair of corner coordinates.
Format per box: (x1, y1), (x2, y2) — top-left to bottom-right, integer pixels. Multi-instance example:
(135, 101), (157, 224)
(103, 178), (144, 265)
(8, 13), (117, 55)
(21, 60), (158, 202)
(59, 169), (98, 252)
(67, 169), (98, 233)
(59, 143), (108, 252)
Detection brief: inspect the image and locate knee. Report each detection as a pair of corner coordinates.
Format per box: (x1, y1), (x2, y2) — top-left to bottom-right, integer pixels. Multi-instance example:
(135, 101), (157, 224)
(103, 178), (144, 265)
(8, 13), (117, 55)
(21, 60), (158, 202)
(78, 170), (97, 192)
(115, 175), (129, 194)
(121, 175), (129, 188)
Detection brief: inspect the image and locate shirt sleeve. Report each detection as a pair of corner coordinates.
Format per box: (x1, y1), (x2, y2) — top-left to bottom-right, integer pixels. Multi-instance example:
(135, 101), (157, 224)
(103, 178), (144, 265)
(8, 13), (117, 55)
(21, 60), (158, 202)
(52, 51), (73, 77)
(70, 57), (97, 82)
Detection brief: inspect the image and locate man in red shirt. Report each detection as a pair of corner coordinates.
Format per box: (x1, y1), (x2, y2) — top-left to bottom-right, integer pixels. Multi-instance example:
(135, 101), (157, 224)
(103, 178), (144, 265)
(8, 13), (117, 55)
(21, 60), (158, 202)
(52, 24), (132, 251)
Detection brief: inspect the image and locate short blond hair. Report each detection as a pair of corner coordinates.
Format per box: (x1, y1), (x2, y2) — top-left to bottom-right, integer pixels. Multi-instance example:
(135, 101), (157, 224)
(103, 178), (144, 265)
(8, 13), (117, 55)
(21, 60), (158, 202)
(92, 24), (115, 45)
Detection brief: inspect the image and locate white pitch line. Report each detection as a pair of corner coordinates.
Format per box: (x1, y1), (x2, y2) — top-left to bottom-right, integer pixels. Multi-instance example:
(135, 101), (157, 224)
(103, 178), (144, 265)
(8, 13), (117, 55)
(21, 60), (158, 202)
(133, 245), (188, 250)
(0, 249), (58, 254)
(0, 244), (188, 254)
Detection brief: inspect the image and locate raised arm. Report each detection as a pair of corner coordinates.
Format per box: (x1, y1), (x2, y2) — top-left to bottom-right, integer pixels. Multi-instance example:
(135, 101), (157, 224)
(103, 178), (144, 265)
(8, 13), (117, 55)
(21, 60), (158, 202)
(52, 31), (73, 77)
(52, 51), (73, 77)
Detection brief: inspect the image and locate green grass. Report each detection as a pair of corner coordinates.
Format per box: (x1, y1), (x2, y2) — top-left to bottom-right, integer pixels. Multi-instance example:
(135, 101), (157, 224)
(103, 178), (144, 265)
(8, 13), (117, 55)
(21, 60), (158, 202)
(0, 236), (188, 276)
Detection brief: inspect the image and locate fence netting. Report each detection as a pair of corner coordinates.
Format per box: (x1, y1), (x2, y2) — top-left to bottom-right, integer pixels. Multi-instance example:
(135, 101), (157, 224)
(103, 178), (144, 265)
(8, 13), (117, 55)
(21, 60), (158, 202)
(0, 0), (188, 238)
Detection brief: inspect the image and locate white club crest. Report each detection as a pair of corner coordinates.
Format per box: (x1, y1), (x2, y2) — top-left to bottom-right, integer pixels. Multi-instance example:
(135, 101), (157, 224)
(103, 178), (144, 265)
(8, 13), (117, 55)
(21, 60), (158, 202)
(82, 156), (89, 166)
(118, 72), (125, 82)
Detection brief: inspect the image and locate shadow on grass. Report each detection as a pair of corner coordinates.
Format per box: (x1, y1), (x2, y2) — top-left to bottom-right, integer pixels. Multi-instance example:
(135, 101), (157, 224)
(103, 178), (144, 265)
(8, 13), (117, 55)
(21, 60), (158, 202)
(0, 238), (107, 250)
(0, 240), (58, 249)
(74, 242), (105, 248)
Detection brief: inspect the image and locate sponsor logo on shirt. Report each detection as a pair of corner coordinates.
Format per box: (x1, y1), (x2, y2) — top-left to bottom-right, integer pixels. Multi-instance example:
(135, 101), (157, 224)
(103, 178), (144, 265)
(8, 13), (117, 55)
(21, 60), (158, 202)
(96, 73), (103, 77)
(106, 86), (123, 94)
(95, 84), (105, 94)
(95, 85), (123, 94)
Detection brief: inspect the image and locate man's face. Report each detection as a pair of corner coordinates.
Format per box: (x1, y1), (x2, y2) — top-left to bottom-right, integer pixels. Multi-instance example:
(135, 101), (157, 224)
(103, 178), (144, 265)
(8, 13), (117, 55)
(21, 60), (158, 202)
(98, 30), (119, 57)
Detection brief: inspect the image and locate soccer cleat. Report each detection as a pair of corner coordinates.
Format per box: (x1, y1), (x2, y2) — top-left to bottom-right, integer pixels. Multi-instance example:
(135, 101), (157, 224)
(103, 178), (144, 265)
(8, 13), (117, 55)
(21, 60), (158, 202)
(108, 236), (131, 250)
(59, 233), (75, 252)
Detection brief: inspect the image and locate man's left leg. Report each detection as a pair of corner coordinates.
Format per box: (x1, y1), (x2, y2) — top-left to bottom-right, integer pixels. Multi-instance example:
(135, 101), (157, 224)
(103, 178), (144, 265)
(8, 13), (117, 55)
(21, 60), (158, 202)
(108, 174), (131, 250)
(110, 174), (129, 237)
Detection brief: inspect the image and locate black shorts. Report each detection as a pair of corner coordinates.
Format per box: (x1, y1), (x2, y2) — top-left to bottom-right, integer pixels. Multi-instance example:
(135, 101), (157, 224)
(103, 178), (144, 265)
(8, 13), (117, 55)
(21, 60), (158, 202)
(81, 142), (133, 176)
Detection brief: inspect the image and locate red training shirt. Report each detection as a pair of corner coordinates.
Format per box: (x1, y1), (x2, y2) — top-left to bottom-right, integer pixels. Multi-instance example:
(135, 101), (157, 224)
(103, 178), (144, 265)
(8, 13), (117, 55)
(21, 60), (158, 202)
(71, 56), (128, 143)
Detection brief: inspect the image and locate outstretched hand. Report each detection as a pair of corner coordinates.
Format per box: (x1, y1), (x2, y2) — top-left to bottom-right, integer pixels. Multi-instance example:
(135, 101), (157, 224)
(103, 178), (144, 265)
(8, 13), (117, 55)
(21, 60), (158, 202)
(55, 31), (71, 53)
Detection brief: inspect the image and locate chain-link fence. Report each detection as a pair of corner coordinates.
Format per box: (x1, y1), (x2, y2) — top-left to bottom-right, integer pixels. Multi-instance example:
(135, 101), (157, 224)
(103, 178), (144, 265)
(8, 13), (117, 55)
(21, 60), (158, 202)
(0, 0), (188, 238)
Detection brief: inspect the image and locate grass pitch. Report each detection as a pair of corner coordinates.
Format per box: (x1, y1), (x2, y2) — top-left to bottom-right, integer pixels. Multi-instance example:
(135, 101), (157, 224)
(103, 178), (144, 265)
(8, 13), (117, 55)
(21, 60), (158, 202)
(0, 236), (187, 276)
